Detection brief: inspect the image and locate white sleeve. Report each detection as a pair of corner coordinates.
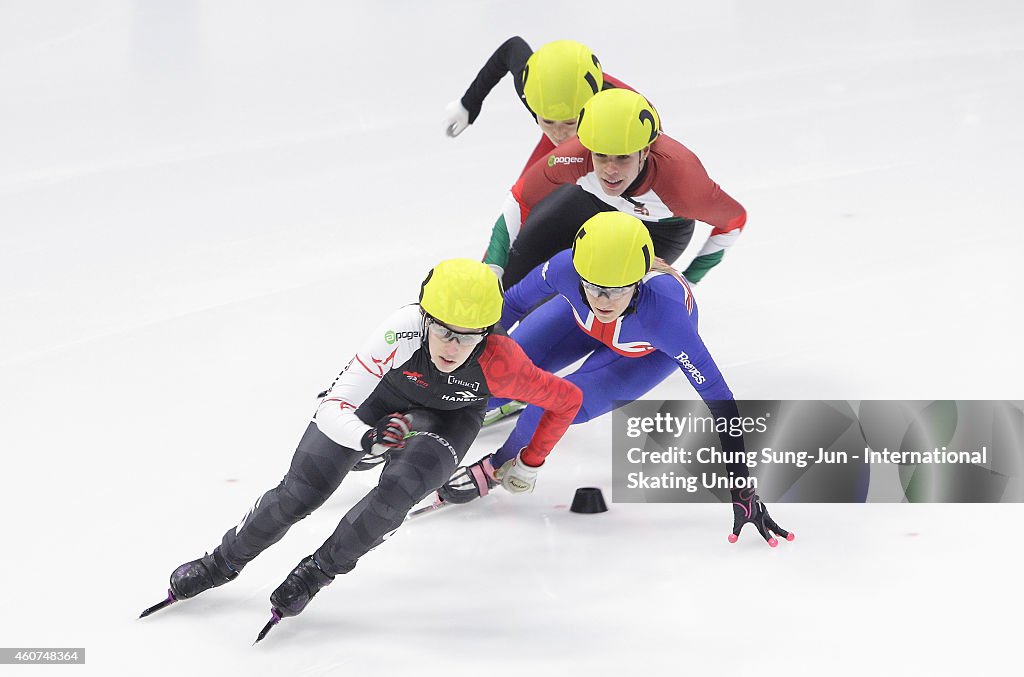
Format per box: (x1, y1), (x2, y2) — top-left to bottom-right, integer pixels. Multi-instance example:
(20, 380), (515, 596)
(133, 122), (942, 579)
(314, 305), (422, 450)
(501, 191), (524, 246)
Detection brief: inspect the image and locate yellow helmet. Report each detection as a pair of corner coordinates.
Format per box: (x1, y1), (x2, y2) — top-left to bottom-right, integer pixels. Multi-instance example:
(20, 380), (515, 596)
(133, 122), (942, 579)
(418, 259), (504, 329)
(571, 212), (653, 287)
(522, 40), (603, 121)
(576, 89), (661, 155)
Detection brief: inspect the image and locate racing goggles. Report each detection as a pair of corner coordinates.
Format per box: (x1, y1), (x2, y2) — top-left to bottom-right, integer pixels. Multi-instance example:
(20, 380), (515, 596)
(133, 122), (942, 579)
(580, 279), (637, 300)
(425, 316), (489, 346)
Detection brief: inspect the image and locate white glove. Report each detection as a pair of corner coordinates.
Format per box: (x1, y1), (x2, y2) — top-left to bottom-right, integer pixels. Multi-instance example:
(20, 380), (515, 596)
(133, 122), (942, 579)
(496, 449), (541, 494)
(486, 263), (505, 281)
(444, 100), (471, 137)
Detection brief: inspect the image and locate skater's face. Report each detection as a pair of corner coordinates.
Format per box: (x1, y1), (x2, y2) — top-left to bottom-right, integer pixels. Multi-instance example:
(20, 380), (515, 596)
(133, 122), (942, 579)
(582, 281), (636, 323)
(537, 117), (579, 147)
(426, 318), (487, 372)
(592, 148), (649, 197)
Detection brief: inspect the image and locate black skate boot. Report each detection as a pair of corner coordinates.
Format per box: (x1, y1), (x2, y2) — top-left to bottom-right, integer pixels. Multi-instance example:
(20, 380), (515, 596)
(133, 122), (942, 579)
(437, 455), (498, 504)
(169, 549), (239, 600)
(270, 555), (335, 618)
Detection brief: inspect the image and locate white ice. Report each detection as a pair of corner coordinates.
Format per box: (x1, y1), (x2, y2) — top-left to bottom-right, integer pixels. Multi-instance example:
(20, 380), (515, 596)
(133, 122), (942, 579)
(1, 1), (1022, 675)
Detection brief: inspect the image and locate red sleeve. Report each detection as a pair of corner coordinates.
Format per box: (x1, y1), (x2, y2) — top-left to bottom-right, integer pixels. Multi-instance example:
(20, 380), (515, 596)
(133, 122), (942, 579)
(479, 336), (582, 466)
(650, 135), (747, 234)
(510, 137), (591, 226)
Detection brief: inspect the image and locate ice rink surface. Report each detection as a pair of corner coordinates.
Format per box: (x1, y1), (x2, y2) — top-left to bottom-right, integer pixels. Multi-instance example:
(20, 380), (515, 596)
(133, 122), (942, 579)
(1, 1), (1022, 674)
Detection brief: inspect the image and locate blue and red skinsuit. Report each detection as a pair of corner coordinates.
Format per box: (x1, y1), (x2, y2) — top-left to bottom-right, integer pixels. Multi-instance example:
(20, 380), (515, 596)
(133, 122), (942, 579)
(492, 250), (740, 466)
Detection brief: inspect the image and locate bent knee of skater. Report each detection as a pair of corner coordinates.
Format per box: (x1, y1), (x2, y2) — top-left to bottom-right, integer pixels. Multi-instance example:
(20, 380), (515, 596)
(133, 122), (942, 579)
(375, 473), (424, 513)
(573, 401), (597, 424)
(278, 478), (330, 519)
(573, 395), (616, 425)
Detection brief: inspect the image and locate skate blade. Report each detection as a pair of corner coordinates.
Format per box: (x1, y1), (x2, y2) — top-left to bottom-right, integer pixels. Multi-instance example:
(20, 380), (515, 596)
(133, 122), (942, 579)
(406, 494), (454, 521)
(139, 589), (177, 618)
(254, 609), (283, 645)
(482, 401), (527, 427)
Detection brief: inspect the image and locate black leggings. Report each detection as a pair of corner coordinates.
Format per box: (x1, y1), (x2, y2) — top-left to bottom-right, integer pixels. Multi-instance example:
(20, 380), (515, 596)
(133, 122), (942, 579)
(502, 184), (696, 287)
(218, 407), (481, 576)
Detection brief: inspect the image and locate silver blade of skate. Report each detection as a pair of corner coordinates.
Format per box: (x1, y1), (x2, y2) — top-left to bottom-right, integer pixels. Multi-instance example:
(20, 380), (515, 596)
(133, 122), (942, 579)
(482, 400), (527, 427)
(406, 492), (453, 520)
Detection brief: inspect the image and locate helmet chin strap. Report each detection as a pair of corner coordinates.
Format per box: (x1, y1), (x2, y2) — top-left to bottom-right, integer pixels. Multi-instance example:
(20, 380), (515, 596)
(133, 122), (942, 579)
(419, 309), (430, 348)
(577, 282), (590, 308)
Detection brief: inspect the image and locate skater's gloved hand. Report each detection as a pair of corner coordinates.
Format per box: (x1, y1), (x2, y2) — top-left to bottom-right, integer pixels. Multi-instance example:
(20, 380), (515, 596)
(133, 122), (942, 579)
(495, 449), (541, 494)
(486, 263), (504, 281)
(361, 412), (412, 455)
(444, 100), (470, 137)
(729, 488), (794, 547)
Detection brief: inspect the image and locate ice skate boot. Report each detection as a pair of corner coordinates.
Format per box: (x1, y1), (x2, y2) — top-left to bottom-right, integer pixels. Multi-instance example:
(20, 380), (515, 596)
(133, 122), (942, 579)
(168, 549), (239, 600)
(270, 555), (335, 618)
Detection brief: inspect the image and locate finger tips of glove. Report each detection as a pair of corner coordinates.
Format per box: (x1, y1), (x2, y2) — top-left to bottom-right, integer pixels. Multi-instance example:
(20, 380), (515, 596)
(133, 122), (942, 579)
(767, 537), (779, 548)
(727, 533), (739, 543)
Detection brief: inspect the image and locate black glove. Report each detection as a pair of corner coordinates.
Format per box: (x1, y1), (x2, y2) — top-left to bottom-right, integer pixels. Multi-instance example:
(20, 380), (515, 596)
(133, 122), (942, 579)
(360, 412), (412, 454)
(729, 488), (794, 547)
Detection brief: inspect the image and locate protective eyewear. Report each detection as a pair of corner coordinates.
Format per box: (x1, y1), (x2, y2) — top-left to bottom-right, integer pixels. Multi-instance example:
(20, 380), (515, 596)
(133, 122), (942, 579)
(426, 317), (489, 346)
(580, 279), (637, 300)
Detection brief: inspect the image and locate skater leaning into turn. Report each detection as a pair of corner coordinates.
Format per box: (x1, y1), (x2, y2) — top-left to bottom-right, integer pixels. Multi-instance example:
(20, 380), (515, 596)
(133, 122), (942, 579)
(443, 37), (633, 177)
(142, 260), (581, 639)
(484, 88), (747, 288)
(438, 213), (792, 547)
